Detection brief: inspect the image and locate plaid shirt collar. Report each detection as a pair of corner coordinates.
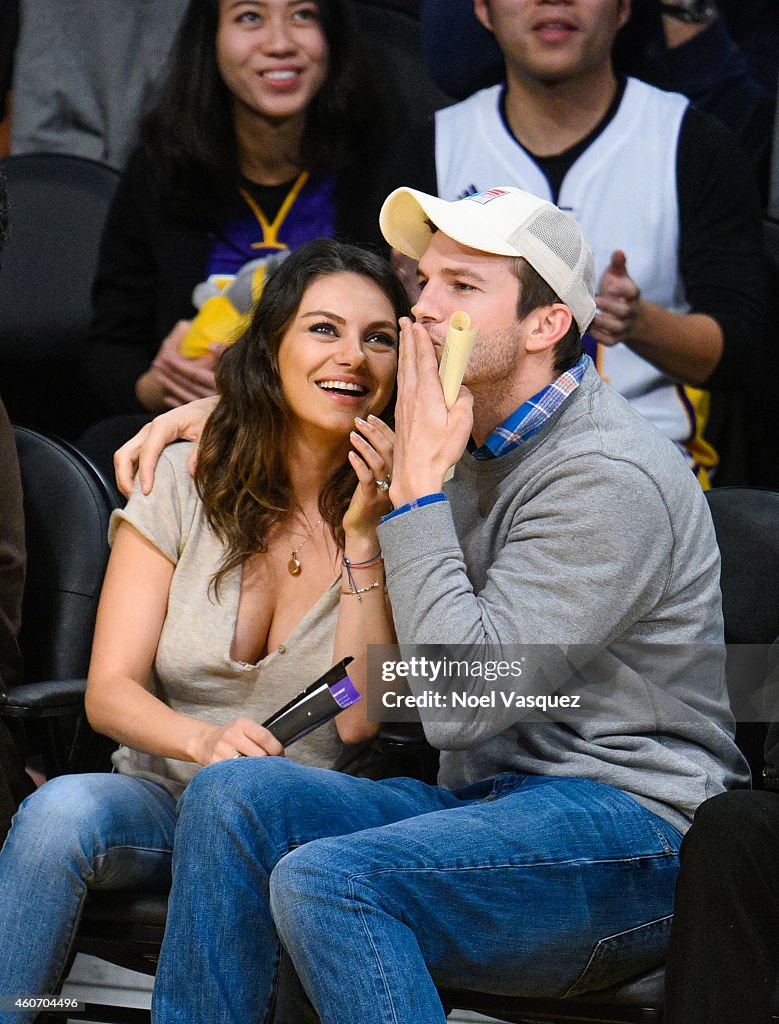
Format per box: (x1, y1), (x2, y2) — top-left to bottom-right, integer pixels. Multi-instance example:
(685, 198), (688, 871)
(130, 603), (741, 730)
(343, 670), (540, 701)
(470, 355), (588, 460)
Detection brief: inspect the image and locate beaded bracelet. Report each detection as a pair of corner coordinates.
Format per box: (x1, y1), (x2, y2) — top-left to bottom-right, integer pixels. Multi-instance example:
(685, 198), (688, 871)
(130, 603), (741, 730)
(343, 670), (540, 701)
(340, 579), (383, 601)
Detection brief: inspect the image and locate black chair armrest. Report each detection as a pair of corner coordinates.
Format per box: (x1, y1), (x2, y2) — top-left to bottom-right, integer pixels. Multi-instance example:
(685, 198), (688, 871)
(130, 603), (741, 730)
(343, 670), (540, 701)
(375, 722), (439, 783)
(0, 677), (86, 717)
(376, 722), (429, 746)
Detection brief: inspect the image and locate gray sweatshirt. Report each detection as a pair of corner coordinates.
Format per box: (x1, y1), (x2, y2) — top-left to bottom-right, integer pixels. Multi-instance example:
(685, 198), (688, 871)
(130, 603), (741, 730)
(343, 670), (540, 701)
(378, 362), (749, 832)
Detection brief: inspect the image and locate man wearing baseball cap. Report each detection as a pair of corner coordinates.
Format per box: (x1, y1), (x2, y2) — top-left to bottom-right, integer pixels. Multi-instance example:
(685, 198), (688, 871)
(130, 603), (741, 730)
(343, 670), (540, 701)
(131, 187), (747, 1024)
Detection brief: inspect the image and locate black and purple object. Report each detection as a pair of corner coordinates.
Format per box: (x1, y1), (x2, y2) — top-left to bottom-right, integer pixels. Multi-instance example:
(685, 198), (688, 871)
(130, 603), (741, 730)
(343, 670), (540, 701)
(261, 656), (359, 747)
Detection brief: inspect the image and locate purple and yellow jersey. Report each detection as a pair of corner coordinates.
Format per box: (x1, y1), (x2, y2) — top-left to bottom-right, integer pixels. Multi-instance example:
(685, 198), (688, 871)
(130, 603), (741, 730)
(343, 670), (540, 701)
(180, 172), (337, 358)
(207, 171), (337, 276)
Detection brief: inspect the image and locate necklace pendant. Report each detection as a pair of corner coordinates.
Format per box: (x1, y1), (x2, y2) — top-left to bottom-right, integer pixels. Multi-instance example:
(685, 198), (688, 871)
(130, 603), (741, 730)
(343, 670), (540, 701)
(288, 553), (302, 576)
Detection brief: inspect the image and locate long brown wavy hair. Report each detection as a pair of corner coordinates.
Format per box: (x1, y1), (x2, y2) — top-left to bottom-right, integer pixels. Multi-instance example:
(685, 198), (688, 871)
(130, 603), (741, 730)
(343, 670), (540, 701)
(195, 238), (411, 595)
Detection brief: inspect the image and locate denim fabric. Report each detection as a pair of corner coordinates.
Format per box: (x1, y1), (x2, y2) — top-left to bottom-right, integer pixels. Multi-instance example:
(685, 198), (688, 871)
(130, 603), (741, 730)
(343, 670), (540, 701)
(0, 773), (176, 1024)
(153, 759), (681, 1024)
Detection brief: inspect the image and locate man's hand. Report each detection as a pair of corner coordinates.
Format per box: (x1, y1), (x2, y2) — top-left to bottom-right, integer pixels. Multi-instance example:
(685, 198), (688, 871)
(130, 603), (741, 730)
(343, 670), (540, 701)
(113, 396), (218, 498)
(660, 1), (718, 49)
(389, 317), (473, 508)
(591, 251), (644, 347)
(591, 249), (723, 384)
(134, 321), (227, 412)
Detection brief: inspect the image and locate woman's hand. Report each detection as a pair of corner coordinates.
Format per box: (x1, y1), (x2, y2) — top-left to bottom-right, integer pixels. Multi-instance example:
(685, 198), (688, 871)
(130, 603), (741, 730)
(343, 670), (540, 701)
(334, 415), (396, 746)
(343, 415), (395, 540)
(113, 396), (218, 497)
(190, 717), (285, 766)
(134, 321), (226, 413)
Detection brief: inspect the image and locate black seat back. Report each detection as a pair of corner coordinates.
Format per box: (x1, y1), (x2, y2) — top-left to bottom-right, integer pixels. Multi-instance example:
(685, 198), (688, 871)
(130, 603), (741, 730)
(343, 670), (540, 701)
(705, 486), (779, 645)
(705, 486), (779, 783)
(13, 426), (120, 684)
(0, 155), (120, 438)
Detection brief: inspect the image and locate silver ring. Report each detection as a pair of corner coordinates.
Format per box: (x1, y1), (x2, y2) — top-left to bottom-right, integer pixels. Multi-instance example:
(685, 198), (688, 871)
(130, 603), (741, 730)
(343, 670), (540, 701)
(375, 477), (391, 492)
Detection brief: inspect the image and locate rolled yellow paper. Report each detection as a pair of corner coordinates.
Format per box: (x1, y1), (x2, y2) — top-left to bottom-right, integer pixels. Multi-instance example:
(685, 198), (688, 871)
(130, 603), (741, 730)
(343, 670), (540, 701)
(438, 311), (477, 407)
(438, 311), (478, 481)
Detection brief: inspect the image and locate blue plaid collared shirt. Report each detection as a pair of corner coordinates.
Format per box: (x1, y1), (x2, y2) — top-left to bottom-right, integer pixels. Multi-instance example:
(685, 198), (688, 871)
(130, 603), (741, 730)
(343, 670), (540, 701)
(470, 354), (589, 459)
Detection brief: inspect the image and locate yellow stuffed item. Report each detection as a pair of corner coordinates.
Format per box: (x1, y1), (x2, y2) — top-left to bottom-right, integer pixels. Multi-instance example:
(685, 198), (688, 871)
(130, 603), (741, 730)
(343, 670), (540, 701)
(179, 253), (288, 358)
(179, 293), (252, 358)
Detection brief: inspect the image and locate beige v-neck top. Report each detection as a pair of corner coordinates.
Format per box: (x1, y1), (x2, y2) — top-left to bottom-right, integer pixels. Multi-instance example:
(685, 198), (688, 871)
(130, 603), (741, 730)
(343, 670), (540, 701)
(109, 442), (345, 798)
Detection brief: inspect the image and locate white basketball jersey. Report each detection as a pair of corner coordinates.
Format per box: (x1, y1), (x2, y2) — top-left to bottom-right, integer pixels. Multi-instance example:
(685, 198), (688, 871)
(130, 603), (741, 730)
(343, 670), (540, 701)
(435, 79), (716, 478)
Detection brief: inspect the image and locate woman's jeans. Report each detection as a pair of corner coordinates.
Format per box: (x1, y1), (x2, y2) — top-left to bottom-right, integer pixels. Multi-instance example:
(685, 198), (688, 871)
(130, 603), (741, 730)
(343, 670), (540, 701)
(0, 773), (176, 1024)
(153, 758), (683, 1024)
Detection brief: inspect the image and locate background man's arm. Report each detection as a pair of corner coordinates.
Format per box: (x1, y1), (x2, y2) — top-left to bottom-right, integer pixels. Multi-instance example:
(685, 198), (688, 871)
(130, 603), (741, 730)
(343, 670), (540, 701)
(592, 108), (766, 390)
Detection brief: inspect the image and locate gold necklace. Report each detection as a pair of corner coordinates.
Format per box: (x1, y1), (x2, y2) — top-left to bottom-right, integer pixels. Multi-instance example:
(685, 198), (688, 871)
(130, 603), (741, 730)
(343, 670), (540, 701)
(288, 517), (324, 576)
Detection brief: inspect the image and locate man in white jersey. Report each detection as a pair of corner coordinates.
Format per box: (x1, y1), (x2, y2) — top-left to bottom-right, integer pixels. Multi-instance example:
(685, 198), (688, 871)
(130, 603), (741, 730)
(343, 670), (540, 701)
(374, 0), (765, 483)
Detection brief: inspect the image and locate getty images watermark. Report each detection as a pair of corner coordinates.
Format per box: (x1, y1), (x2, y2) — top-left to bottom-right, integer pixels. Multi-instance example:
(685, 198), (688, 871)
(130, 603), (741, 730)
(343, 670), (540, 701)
(379, 655), (581, 712)
(366, 643), (779, 724)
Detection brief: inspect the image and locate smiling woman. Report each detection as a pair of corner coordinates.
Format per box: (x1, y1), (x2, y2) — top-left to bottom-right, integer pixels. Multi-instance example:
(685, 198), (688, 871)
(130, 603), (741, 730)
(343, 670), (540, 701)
(277, 274), (398, 436)
(217, 0), (330, 130)
(0, 240), (412, 1021)
(80, 0), (394, 467)
(196, 239), (407, 597)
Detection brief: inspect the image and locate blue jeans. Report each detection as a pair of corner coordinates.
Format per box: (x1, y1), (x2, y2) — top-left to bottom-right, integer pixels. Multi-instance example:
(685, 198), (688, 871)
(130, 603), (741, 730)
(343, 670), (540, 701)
(0, 773), (176, 1024)
(153, 758), (682, 1024)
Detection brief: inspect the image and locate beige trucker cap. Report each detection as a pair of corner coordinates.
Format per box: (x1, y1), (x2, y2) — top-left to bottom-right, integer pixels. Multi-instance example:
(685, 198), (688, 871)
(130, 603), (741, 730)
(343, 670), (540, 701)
(379, 186), (597, 334)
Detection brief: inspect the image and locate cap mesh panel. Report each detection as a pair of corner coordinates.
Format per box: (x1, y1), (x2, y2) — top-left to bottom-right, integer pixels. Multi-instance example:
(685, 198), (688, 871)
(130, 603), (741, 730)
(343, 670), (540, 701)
(581, 256), (596, 295)
(524, 208), (583, 273)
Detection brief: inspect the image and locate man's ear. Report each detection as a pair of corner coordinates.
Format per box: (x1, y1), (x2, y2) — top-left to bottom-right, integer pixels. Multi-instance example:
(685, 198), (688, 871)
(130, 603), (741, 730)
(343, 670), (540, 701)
(524, 305), (574, 354)
(473, 0), (493, 35)
(617, 0), (632, 31)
